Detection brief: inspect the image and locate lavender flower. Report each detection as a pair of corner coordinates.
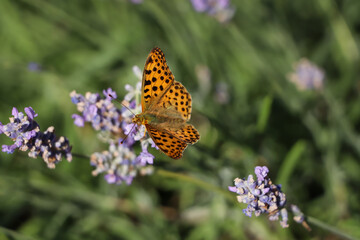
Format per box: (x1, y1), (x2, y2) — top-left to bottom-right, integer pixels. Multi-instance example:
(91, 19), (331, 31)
(228, 166), (288, 228)
(71, 66), (156, 184)
(229, 166), (311, 229)
(130, 0), (143, 4)
(288, 58), (324, 91)
(190, 0), (235, 23)
(0, 107), (72, 168)
(214, 82), (230, 104)
(28, 62), (42, 72)
(90, 141), (153, 185)
(70, 89), (123, 135)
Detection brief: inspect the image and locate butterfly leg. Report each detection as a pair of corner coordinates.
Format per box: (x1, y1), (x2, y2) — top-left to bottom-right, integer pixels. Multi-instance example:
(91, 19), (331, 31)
(143, 127), (147, 137)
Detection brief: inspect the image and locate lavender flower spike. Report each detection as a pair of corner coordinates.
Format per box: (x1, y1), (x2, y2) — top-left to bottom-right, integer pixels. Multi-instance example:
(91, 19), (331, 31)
(288, 58), (324, 91)
(90, 142), (153, 185)
(229, 166), (312, 229)
(229, 166), (289, 227)
(190, 0), (235, 23)
(0, 107), (72, 168)
(71, 78), (157, 185)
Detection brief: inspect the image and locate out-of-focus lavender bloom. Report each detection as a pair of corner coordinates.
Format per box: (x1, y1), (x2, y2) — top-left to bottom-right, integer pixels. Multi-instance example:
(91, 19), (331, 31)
(28, 62), (42, 72)
(124, 82), (142, 102)
(71, 66), (156, 184)
(130, 0), (143, 4)
(132, 65), (143, 80)
(90, 142), (154, 185)
(190, 0), (235, 23)
(288, 59), (324, 91)
(228, 166), (288, 227)
(195, 65), (211, 101)
(214, 82), (230, 104)
(0, 107), (72, 168)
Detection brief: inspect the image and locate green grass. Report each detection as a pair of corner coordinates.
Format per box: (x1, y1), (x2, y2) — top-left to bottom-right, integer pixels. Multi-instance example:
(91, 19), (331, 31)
(1, 0), (360, 239)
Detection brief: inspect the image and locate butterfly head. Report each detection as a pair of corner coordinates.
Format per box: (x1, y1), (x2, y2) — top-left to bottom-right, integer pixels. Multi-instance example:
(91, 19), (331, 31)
(132, 113), (148, 126)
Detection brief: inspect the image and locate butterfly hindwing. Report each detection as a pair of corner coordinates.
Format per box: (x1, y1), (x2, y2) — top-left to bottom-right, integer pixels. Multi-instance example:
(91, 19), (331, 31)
(167, 124), (200, 144)
(142, 47), (175, 111)
(146, 124), (187, 160)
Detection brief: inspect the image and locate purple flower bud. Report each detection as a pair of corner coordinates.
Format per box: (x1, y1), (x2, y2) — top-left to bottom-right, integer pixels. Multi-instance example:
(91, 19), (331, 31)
(25, 107), (38, 120)
(255, 166), (269, 181)
(12, 107), (19, 118)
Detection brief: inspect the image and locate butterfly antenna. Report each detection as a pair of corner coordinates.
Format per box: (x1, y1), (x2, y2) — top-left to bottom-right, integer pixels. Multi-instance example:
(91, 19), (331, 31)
(120, 123), (138, 144)
(108, 93), (136, 116)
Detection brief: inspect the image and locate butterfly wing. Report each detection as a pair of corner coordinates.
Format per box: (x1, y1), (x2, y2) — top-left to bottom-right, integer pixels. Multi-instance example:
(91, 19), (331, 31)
(146, 124), (187, 159)
(142, 47), (175, 111)
(157, 81), (193, 121)
(141, 47), (200, 159)
(167, 124), (200, 144)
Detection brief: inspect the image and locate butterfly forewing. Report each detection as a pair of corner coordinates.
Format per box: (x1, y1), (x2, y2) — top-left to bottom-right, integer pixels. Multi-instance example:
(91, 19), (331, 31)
(142, 47), (175, 111)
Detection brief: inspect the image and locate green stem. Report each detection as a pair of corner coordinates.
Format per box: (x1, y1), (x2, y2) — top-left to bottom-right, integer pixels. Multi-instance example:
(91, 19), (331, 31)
(0, 226), (36, 240)
(156, 169), (236, 203)
(72, 152), (90, 159)
(307, 216), (357, 240)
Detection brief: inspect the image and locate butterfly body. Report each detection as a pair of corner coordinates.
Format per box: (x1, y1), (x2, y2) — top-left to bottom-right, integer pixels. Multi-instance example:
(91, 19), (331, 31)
(134, 47), (200, 159)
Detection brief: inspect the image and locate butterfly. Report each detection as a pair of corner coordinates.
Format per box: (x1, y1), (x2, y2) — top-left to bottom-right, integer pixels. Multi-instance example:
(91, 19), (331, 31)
(132, 47), (200, 159)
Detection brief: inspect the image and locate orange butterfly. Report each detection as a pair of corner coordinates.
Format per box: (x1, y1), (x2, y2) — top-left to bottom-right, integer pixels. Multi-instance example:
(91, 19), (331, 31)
(132, 47), (200, 159)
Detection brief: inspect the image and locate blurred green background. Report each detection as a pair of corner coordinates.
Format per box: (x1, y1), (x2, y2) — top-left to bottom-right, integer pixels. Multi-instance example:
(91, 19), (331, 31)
(1, 0), (360, 239)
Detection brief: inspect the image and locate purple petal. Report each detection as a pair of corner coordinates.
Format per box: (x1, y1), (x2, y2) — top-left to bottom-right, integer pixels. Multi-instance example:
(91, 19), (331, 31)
(243, 208), (252, 217)
(28, 62), (41, 72)
(12, 107), (19, 118)
(191, 0), (208, 12)
(228, 186), (237, 192)
(129, 100), (136, 109)
(124, 176), (134, 185)
(130, 0), (143, 4)
(137, 150), (154, 165)
(124, 123), (136, 135)
(72, 114), (85, 127)
(104, 174), (117, 184)
(124, 84), (134, 92)
(255, 166), (269, 181)
(2, 145), (15, 154)
(149, 139), (159, 150)
(25, 107), (38, 120)
(103, 88), (117, 100)
(70, 91), (82, 104)
(217, 0), (230, 8)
